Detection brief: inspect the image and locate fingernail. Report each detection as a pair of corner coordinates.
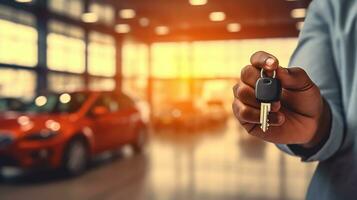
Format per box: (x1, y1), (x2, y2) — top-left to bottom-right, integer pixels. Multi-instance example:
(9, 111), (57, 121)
(265, 58), (275, 69)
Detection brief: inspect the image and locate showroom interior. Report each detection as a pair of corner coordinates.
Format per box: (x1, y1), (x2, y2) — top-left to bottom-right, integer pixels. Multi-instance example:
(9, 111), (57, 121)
(0, 0), (315, 200)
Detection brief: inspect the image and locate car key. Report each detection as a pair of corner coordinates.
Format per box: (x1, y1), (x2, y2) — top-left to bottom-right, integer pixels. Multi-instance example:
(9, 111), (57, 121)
(255, 69), (282, 132)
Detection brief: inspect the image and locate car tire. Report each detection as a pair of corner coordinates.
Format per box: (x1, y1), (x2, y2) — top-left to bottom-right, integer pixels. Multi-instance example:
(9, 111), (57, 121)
(132, 128), (147, 154)
(62, 138), (89, 176)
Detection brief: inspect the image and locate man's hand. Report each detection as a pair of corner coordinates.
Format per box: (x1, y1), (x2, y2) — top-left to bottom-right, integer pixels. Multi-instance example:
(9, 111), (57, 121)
(232, 51), (332, 147)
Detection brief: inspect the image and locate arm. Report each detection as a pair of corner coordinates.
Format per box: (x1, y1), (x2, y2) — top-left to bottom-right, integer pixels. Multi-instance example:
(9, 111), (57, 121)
(277, 0), (345, 162)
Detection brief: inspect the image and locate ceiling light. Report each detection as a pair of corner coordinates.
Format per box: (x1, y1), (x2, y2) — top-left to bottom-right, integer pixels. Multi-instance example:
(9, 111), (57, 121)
(291, 8), (306, 18)
(155, 26), (169, 35)
(139, 17), (150, 27)
(119, 9), (136, 19)
(15, 0), (32, 3)
(227, 23), (241, 32)
(296, 21), (304, 30)
(115, 24), (131, 33)
(81, 12), (98, 23)
(189, 0), (207, 6)
(209, 12), (226, 22)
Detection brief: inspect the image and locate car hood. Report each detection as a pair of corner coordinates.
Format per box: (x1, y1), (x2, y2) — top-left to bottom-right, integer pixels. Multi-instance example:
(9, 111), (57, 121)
(0, 112), (75, 138)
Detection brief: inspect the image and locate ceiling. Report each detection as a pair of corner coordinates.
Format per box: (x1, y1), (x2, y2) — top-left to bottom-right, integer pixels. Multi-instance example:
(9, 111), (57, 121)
(104, 0), (311, 42)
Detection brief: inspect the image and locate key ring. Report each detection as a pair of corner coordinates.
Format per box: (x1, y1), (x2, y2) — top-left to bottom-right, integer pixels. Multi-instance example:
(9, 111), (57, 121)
(260, 68), (276, 78)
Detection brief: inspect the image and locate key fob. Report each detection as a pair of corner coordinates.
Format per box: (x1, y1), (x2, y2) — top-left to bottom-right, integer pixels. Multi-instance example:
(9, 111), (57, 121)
(255, 77), (281, 103)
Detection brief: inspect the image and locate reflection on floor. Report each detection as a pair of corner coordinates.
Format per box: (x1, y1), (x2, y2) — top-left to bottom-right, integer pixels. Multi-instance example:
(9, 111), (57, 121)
(0, 118), (317, 200)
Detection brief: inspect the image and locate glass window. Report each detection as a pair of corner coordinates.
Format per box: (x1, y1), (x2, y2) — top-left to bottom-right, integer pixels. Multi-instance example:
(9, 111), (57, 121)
(0, 68), (36, 99)
(89, 77), (115, 91)
(122, 41), (149, 78)
(47, 20), (85, 73)
(150, 38), (298, 78)
(88, 32), (116, 77)
(192, 38), (298, 78)
(49, 0), (84, 19)
(123, 78), (147, 100)
(48, 73), (85, 92)
(0, 5), (37, 67)
(151, 42), (191, 78)
(89, 3), (114, 25)
(91, 94), (120, 113)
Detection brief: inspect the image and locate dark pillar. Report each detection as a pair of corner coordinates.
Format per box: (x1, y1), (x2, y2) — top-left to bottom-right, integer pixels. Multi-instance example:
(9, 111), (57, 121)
(35, 0), (48, 94)
(115, 36), (123, 93)
(83, 0), (90, 89)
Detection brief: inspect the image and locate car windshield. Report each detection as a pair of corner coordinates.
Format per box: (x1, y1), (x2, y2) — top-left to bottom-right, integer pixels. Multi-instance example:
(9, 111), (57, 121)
(0, 98), (26, 112)
(26, 92), (88, 114)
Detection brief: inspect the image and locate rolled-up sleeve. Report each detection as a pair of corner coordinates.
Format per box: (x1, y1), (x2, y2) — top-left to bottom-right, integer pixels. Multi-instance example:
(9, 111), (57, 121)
(277, 0), (345, 162)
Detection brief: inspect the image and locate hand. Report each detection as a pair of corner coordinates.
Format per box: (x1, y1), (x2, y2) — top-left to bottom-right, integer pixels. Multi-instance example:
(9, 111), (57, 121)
(232, 51), (331, 147)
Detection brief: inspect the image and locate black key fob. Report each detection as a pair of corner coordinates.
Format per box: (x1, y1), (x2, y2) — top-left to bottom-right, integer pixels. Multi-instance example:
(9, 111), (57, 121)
(255, 77), (281, 103)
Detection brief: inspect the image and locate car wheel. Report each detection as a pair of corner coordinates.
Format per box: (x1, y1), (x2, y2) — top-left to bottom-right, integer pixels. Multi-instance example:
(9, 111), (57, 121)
(63, 138), (89, 176)
(132, 128), (147, 154)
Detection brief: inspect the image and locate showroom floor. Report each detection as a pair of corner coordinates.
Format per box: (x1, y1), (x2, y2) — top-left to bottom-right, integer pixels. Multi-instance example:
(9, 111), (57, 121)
(0, 118), (316, 200)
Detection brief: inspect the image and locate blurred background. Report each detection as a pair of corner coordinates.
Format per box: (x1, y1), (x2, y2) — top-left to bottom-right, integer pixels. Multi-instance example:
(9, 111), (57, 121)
(0, 0), (316, 200)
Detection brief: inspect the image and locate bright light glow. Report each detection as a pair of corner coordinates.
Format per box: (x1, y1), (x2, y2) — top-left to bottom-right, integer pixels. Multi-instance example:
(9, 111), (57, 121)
(139, 17), (150, 27)
(119, 9), (136, 19)
(155, 26), (169, 35)
(81, 12), (98, 23)
(296, 21), (304, 30)
(0, 69), (36, 99)
(149, 39), (298, 78)
(189, 0), (207, 6)
(47, 33), (86, 73)
(227, 23), (241, 32)
(88, 32), (116, 77)
(290, 8), (306, 18)
(209, 12), (226, 22)
(0, 19), (38, 67)
(115, 24), (131, 33)
(35, 96), (47, 107)
(45, 120), (61, 131)
(15, 0), (32, 3)
(18, 116), (30, 126)
(59, 93), (71, 104)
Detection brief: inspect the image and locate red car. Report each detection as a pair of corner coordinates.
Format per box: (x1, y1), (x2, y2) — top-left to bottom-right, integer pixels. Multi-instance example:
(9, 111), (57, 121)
(0, 91), (146, 176)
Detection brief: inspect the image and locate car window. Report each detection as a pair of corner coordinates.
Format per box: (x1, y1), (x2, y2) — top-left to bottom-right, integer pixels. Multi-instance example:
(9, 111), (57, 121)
(92, 94), (119, 113)
(0, 98), (26, 112)
(26, 93), (88, 114)
(117, 94), (134, 110)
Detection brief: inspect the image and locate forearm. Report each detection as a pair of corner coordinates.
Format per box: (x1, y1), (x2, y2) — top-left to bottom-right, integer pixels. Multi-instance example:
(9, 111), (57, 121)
(302, 97), (332, 148)
(288, 97), (332, 158)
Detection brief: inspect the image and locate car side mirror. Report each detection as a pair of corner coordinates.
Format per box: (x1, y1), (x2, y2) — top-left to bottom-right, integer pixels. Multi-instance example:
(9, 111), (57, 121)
(92, 106), (109, 116)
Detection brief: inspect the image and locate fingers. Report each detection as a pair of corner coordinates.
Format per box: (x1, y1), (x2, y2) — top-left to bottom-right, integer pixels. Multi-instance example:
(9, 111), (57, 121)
(232, 99), (285, 126)
(276, 67), (316, 91)
(246, 52), (316, 92)
(233, 82), (281, 112)
(250, 51), (279, 71)
(240, 65), (260, 88)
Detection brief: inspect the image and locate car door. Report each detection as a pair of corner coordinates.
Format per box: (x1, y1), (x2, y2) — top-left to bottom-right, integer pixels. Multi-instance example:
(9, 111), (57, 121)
(111, 94), (138, 146)
(89, 94), (121, 152)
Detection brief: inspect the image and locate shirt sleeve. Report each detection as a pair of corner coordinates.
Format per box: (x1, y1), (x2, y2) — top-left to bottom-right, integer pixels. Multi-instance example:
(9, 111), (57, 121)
(276, 0), (345, 162)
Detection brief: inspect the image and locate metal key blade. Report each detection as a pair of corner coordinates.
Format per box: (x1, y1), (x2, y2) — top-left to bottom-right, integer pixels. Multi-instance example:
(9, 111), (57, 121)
(260, 103), (271, 132)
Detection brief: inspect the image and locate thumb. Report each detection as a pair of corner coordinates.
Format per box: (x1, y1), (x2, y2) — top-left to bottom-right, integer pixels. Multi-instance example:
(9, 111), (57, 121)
(276, 67), (315, 91)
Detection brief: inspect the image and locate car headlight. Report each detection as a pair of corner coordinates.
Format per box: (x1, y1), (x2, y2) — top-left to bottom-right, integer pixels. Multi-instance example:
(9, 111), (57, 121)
(25, 130), (60, 141)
